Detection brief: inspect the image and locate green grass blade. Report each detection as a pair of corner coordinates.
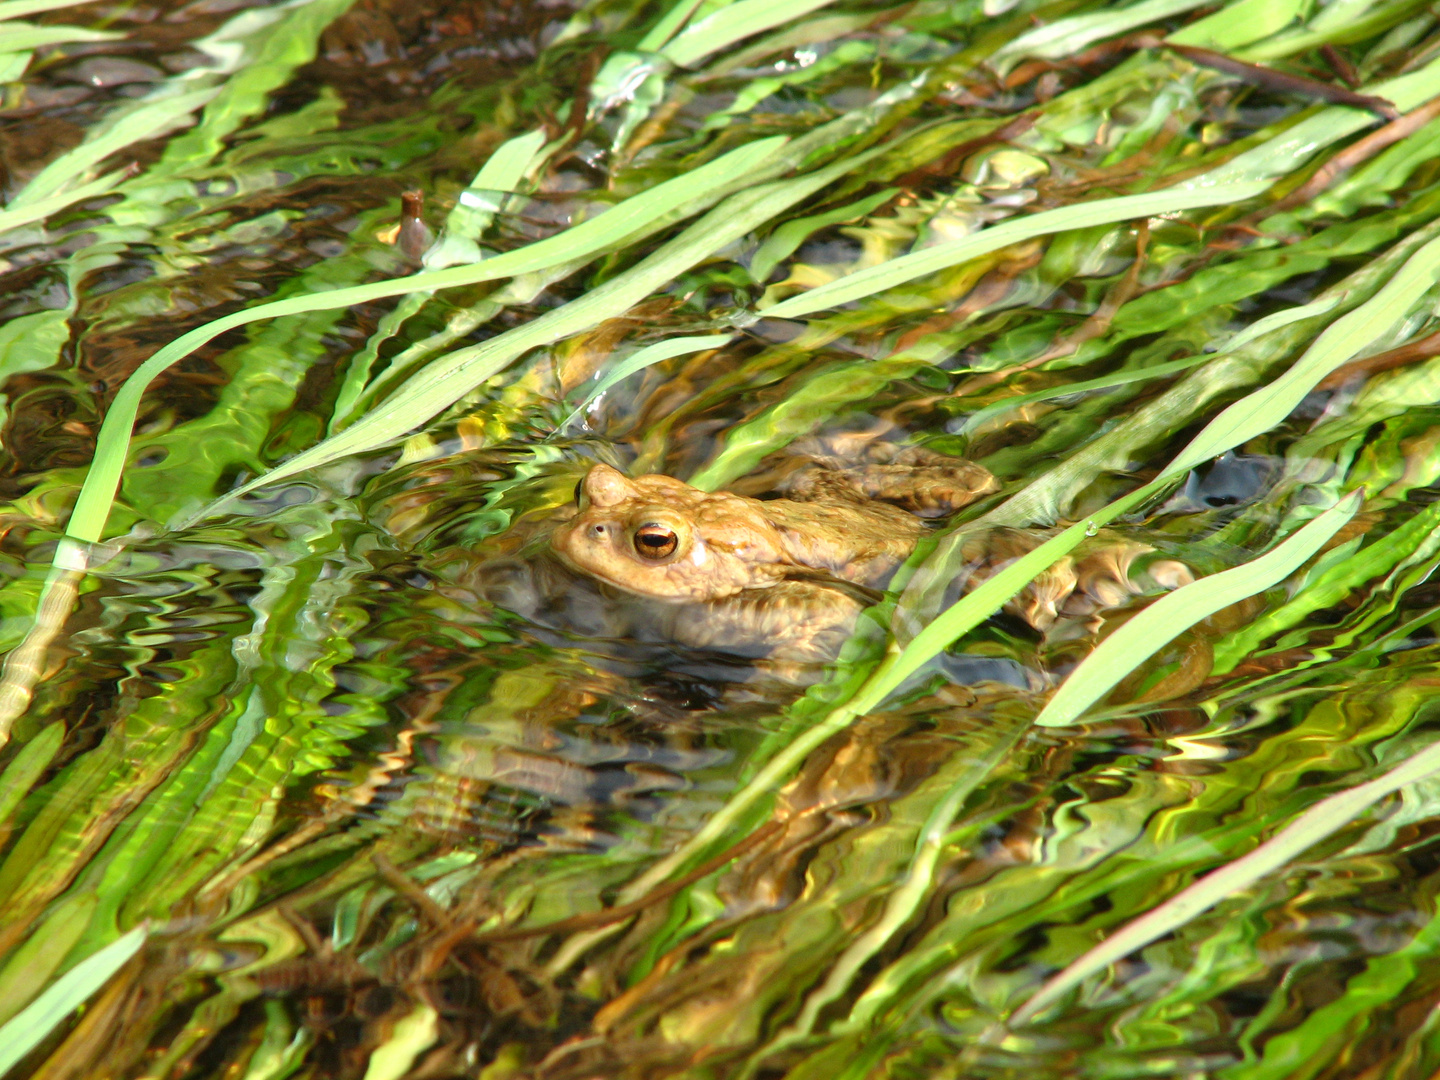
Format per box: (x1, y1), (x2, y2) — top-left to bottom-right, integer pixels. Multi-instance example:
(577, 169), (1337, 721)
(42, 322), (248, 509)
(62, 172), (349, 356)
(983, 212), (1440, 530)
(1212, 499), (1440, 673)
(425, 128), (548, 267)
(0, 168), (127, 236)
(637, 0), (709, 51)
(1012, 689), (1440, 1025)
(1164, 233), (1440, 476)
(0, 925), (147, 1077)
(749, 187), (897, 285)
(6, 86), (220, 210)
(758, 182), (1270, 320)
(989, 0), (1212, 73)
(0, 22), (120, 49)
(0, 52), (28, 81)
(60, 136), (789, 544)
(0, 0), (102, 18)
(662, 0), (841, 67)
(361, 1004), (437, 1080)
(558, 334), (733, 431)
(201, 149), (869, 517)
(0, 720), (62, 827)
(1221, 295), (1342, 353)
(1033, 492), (1363, 729)
(956, 354), (1212, 438)
(1167, 0), (1310, 49)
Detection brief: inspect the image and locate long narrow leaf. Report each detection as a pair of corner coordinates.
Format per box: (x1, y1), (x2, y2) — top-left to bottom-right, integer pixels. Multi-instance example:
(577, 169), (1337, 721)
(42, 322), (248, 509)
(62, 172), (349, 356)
(758, 182), (1270, 319)
(989, 0), (1212, 72)
(0, 22), (119, 50)
(0, 0), (96, 16)
(1033, 492), (1362, 728)
(0, 169), (127, 237)
(201, 148), (877, 517)
(1011, 704), (1440, 1025)
(61, 137), (789, 544)
(0, 925), (147, 1077)
(1165, 235), (1440, 475)
(662, 0), (840, 67)
(558, 334), (733, 431)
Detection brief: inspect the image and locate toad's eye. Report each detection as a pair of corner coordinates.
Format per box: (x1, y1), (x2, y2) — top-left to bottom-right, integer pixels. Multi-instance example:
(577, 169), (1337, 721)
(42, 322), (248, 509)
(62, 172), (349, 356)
(634, 523), (678, 560)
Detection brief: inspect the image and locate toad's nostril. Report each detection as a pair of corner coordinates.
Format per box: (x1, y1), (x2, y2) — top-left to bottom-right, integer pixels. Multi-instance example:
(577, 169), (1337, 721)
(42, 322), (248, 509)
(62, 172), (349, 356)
(591, 524), (607, 538)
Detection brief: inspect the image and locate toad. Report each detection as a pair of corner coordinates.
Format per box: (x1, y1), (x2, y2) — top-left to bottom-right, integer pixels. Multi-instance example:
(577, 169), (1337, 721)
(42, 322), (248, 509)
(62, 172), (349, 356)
(551, 450), (1190, 661)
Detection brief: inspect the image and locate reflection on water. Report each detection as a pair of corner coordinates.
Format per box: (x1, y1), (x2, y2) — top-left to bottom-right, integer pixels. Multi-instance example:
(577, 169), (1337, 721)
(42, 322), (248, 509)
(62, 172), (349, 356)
(7, 0), (1440, 1075)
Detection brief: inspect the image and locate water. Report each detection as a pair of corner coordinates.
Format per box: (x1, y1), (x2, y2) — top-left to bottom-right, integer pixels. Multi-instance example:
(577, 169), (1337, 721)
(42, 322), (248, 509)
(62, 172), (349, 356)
(6, 1), (1440, 1078)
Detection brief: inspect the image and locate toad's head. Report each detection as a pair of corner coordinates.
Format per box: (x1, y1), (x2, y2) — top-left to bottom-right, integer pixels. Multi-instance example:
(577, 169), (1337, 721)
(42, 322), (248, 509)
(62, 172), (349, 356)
(551, 464), (791, 601)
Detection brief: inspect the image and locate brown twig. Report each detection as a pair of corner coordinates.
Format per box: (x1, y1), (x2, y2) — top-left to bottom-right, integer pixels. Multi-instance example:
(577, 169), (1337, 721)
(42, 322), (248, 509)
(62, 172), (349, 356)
(1320, 44), (1360, 88)
(1258, 94), (1440, 218)
(949, 220), (1149, 399)
(474, 819), (785, 942)
(373, 852), (455, 929)
(1316, 327), (1440, 391)
(1167, 43), (1399, 119)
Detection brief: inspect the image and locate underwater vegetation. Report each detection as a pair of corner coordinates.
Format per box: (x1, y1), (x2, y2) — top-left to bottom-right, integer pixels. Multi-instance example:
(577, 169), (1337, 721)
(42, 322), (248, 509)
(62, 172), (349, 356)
(6, 0), (1440, 1076)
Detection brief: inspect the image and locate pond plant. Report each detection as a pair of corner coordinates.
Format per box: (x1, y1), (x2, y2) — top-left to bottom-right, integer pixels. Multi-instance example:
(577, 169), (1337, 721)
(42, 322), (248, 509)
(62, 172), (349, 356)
(3, 0), (1440, 1076)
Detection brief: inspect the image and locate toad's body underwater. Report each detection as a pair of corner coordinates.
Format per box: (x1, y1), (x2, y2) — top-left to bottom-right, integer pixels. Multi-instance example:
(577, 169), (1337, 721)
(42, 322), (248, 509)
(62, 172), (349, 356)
(548, 449), (1191, 662)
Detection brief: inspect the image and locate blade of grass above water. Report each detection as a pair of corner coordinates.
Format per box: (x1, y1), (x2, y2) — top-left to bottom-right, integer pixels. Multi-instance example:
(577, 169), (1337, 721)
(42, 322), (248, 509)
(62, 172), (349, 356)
(1166, 0), (1310, 50)
(58, 136), (790, 545)
(1010, 711), (1440, 1026)
(1033, 492), (1362, 728)
(987, 0), (1211, 73)
(557, 334), (734, 432)
(0, 0), (107, 17)
(758, 182), (1271, 320)
(661, 0), (842, 68)
(0, 21), (120, 48)
(635, 0), (708, 52)
(202, 148), (882, 516)
(0, 925), (147, 1078)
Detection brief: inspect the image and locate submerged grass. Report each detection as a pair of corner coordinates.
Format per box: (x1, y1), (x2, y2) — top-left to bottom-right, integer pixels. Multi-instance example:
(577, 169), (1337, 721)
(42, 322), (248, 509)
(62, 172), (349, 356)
(5, 0), (1440, 1077)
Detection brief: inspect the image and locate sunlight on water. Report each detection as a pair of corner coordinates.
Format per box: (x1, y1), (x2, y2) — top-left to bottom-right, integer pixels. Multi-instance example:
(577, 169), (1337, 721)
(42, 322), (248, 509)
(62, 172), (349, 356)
(5, 0), (1440, 1077)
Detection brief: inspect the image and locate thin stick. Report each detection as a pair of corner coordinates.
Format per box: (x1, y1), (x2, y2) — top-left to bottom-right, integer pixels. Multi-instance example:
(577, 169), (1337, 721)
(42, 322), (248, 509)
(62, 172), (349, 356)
(476, 820), (785, 942)
(1167, 43), (1399, 118)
